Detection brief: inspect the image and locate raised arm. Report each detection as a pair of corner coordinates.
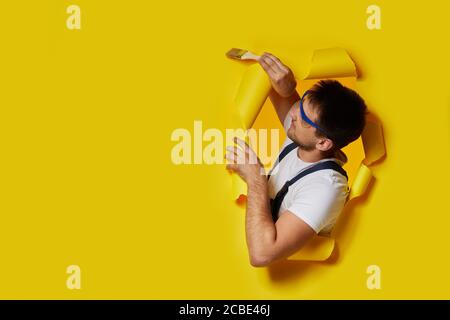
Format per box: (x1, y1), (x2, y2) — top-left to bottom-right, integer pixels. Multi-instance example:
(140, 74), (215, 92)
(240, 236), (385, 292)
(258, 53), (300, 125)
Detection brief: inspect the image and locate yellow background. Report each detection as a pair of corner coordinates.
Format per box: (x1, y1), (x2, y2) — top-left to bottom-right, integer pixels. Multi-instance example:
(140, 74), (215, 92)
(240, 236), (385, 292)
(1, 0), (449, 299)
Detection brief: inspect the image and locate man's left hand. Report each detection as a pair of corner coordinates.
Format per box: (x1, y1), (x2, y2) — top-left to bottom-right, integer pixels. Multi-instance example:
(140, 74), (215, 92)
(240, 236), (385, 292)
(225, 137), (266, 185)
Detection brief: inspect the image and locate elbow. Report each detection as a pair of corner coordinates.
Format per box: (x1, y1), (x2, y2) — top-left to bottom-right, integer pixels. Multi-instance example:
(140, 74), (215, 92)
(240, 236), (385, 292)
(249, 253), (273, 268)
(248, 242), (277, 267)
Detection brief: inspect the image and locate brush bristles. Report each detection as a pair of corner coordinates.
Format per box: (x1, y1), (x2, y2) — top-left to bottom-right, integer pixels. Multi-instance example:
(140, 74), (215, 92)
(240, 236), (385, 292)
(226, 48), (247, 60)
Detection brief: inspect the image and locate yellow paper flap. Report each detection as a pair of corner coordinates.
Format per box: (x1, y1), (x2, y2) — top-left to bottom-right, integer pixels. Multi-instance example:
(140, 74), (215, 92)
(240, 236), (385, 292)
(362, 116), (386, 165)
(303, 47), (357, 80)
(348, 163), (372, 201)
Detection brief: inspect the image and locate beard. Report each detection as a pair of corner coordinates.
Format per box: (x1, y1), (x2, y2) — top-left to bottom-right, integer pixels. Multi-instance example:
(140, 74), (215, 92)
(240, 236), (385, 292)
(295, 141), (316, 152)
(287, 130), (316, 152)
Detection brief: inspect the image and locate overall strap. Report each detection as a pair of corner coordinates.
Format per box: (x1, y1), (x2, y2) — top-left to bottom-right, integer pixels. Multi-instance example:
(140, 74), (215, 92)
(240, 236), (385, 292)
(267, 142), (297, 180)
(270, 160), (348, 222)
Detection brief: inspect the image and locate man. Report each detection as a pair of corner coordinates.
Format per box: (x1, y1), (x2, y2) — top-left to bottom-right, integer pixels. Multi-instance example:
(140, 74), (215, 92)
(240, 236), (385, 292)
(225, 53), (367, 267)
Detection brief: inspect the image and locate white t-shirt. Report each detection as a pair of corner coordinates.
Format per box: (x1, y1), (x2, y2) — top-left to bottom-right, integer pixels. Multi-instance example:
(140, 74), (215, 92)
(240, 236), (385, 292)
(267, 112), (349, 234)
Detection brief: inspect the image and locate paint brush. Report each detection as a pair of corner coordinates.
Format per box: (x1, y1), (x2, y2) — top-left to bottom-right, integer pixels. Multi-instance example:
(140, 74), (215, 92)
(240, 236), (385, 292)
(226, 48), (260, 61)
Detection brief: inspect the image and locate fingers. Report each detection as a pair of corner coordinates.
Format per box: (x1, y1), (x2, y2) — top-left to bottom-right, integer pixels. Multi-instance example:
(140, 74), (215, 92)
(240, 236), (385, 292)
(234, 137), (250, 154)
(259, 53), (295, 93)
(261, 52), (289, 74)
(258, 56), (277, 79)
(225, 138), (246, 164)
(225, 146), (244, 164)
(259, 55), (279, 75)
(225, 145), (239, 157)
(225, 137), (259, 165)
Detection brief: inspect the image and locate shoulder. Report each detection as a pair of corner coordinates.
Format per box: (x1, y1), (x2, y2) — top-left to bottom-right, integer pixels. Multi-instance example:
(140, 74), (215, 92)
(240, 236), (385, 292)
(292, 169), (348, 197)
(285, 170), (348, 233)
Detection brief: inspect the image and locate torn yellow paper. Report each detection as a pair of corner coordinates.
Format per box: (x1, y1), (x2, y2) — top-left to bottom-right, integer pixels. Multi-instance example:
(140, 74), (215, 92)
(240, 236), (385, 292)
(228, 47), (385, 262)
(348, 163), (372, 201)
(303, 47), (357, 79)
(362, 115), (385, 166)
(348, 116), (385, 201)
(232, 63), (272, 130)
(230, 48), (359, 202)
(229, 63), (272, 201)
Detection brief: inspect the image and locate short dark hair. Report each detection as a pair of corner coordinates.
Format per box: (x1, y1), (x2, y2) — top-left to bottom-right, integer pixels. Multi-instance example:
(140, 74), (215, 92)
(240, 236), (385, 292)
(306, 80), (368, 149)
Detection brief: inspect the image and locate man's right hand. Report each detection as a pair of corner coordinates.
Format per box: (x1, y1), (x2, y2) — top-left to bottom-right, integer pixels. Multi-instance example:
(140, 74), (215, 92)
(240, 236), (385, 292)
(258, 52), (297, 98)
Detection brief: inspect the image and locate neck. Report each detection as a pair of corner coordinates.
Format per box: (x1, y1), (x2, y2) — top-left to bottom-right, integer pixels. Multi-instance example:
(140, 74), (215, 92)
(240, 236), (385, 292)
(297, 147), (335, 163)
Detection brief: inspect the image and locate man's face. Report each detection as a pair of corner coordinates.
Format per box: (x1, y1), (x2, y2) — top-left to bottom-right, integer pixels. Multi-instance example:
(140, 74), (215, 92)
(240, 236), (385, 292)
(286, 96), (320, 152)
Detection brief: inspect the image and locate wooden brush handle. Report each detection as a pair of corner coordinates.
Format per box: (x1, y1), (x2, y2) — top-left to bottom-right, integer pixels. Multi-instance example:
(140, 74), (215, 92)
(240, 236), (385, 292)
(241, 51), (260, 61)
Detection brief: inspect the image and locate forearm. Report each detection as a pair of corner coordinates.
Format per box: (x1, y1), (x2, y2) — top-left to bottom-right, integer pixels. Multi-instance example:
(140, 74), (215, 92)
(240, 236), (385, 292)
(245, 176), (277, 263)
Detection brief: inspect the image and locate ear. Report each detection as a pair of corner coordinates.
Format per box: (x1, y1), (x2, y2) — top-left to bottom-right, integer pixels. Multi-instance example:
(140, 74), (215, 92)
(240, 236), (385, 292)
(316, 137), (334, 152)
